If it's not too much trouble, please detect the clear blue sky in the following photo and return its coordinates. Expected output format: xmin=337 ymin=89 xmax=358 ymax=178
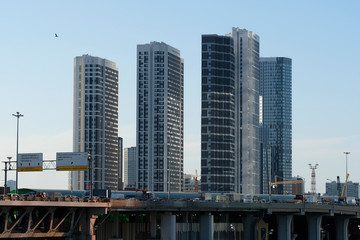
xmin=1 ymin=1 xmax=359 ymax=193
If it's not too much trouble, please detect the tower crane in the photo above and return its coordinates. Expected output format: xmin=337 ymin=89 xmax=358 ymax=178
xmin=341 ymin=173 xmax=350 ymax=198
xmin=271 ymin=176 xmax=304 ymax=194
xmin=194 ymin=170 xmax=200 ymax=193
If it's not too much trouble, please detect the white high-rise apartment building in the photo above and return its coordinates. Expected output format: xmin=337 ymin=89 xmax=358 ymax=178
xmin=136 ymin=42 xmax=184 ymax=192
xmin=72 ymin=55 xmax=119 ymax=190
xmin=232 ymin=28 xmax=260 ymax=194
xmin=124 ymin=147 xmax=136 ymax=188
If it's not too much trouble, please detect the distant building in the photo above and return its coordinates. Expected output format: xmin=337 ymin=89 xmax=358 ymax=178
xmin=71 ymin=55 xmax=119 ymax=190
xmin=7 ymin=180 xmax=16 ymax=191
xmin=183 ymin=174 xmax=201 ymax=192
xmin=292 ymin=177 xmax=305 ymax=195
xmin=136 ymin=42 xmax=184 ymax=192
xmin=124 ymin=147 xmax=137 ymax=189
xmin=260 ymin=57 xmax=292 ymax=194
xmin=326 ymin=181 xmax=359 ymax=198
xmin=118 ymin=137 xmax=123 ymax=190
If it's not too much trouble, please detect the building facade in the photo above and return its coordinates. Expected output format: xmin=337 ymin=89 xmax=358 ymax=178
xmin=232 ymin=27 xmax=261 ymax=194
xmin=326 ymin=181 xmax=359 ymax=198
xmin=260 ymin=57 xmax=292 ymax=194
xmin=124 ymin=147 xmax=137 ymax=189
xmin=118 ymin=137 xmax=123 ymax=190
xmin=72 ymin=55 xmax=119 ymax=190
xmin=201 ymin=28 xmax=260 ymax=194
xmin=136 ymin=42 xmax=184 ymax=192
xmin=201 ymin=35 xmax=236 ymax=192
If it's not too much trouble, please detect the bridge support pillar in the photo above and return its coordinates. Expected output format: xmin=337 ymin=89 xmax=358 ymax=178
xmin=307 ymin=215 xmax=322 ymax=240
xmin=277 ymin=215 xmax=293 ymax=240
xmin=150 ymin=212 xmax=157 ymax=239
xmin=182 ymin=212 xmax=189 ymax=223
xmin=335 ymin=216 xmax=350 ymax=240
xmin=113 ymin=212 xmax=120 ymax=238
xmin=200 ymin=212 xmax=213 ymax=240
xmin=161 ymin=212 xmax=176 ymax=240
xmin=243 ymin=215 xmax=258 ymax=240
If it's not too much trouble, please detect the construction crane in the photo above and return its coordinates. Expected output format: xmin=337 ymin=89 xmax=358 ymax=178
xmin=271 ymin=176 xmax=304 ymax=194
xmin=341 ymin=173 xmax=350 ymax=197
xmin=194 ymin=170 xmax=199 ymax=193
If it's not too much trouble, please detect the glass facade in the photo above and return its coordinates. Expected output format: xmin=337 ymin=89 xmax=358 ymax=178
xmin=201 ymin=35 xmax=235 ymax=192
xmin=260 ymin=57 xmax=292 ymax=194
xmin=124 ymin=147 xmax=137 ymax=188
xmin=201 ymin=28 xmax=261 ymax=194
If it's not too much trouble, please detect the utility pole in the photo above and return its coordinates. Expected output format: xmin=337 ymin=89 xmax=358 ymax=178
xmin=309 ymin=164 xmax=318 ymax=195
xmin=266 ymin=145 xmax=272 ymax=202
xmin=12 ymin=112 xmax=24 ymax=194
xmin=4 ymin=157 xmax=12 ymax=194
xmin=87 ymin=149 xmax=93 ymax=201
xmin=344 ymin=152 xmax=350 ymax=198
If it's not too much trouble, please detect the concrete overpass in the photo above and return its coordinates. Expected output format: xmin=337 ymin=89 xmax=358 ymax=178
xmin=0 ymin=199 xmax=360 ymax=239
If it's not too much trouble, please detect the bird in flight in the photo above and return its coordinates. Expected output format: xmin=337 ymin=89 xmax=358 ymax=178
xmin=55 ymin=33 xmax=58 ymax=37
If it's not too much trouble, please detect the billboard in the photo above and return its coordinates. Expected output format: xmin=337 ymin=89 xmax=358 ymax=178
xmin=18 ymin=153 xmax=43 ymax=172
xmin=56 ymin=152 xmax=88 ymax=171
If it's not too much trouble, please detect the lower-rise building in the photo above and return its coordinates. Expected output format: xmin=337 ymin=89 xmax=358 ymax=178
xmin=326 ymin=181 xmax=359 ymax=198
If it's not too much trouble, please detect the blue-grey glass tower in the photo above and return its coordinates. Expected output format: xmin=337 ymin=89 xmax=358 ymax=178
xmin=260 ymin=57 xmax=292 ymax=194
xmin=201 ymin=35 xmax=235 ymax=192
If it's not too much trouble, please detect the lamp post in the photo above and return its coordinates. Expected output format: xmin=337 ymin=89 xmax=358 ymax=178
xmin=266 ymin=145 xmax=272 ymax=202
xmin=87 ymin=149 xmax=93 ymax=201
xmin=344 ymin=152 xmax=350 ymax=197
xmin=4 ymin=157 xmax=12 ymax=194
xmin=12 ymin=112 xmax=24 ymax=194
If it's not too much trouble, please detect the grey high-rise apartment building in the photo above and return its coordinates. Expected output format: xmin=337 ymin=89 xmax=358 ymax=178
xmin=72 ymin=55 xmax=119 ymax=190
xmin=201 ymin=28 xmax=260 ymax=194
xmin=124 ymin=147 xmax=137 ymax=189
xmin=260 ymin=57 xmax=292 ymax=194
xmin=136 ymin=42 xmax=184 ymax=192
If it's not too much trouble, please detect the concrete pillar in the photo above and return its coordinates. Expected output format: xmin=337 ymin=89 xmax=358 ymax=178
xmin=89 ymin=215 xmax=98 ymax=240
xmin=161 ymin=212 xmax=176 ymax=240
xmin=113 ymin=212 xmax=120 ymax=238
xmin=277 ymin=215 xmax=293 ymax=240
xmin=243 ymin=215 xmax=258 ymax=240
xmin=335 ymin=216 xmax=350 ymax=240
xmin=200 ymin=213 xmax=214 ymax=240
xmin=307 ymin=215 xmax=322 ymax=240
xmin=150 ymin=212 xmax=157 ymax=239
xmin=182 ymin=212 xmax=189 ymax=223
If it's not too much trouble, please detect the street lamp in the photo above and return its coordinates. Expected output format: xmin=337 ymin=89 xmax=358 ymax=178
xmin=87 ymin=149 xmax=93 ymax=201
xmin=344 ymin=152 xmax=350 ymax=198
xmin=4 ymin=157 xmax=12 ymax=194
xmin=12 ymin=112 xmax=24 ymax=194
xmin=266 ymin=145 xmax=272 ymax=202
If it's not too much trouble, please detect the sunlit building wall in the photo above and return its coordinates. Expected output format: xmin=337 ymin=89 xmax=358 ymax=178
xmin=72 ymin=55 xmax=119 ymax=190
xmin=136 ymin=42 xmax=184 ymax=192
